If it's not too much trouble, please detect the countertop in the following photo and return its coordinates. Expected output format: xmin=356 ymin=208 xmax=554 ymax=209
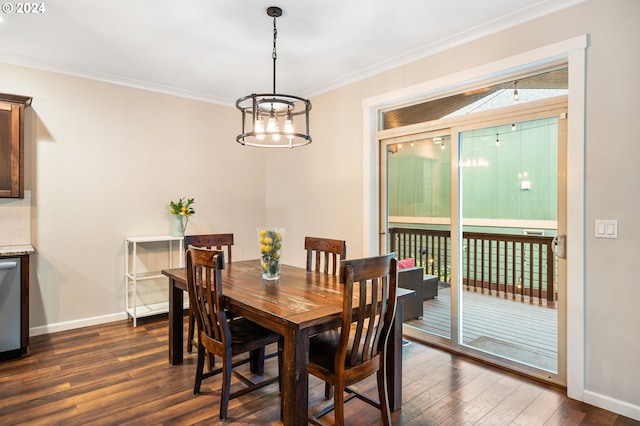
xmin=0 ymin=245 xmax=35 ymax=256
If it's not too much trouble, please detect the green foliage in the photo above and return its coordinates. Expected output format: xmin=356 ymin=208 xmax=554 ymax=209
xmin=169 ymin=197 xmax=195 ymax=216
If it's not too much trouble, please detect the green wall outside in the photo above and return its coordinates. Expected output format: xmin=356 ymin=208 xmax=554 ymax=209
xmin=388 ymin=117 xmax=558 ymax=225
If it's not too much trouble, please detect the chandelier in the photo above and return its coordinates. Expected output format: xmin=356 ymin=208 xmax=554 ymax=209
xmin=236 ymin=6 xmax=312 ymax=148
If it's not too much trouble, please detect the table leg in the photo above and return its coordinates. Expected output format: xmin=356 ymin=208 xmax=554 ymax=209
xmin=387 ymin=302 xmax=404 ymax=411
xmin=249 ymin=347 xmax=266 ymax=374
xmin=168 ymin=278 xmax=184 ymax=365
xmin=281 ymin=328 xmax=309 ymax=426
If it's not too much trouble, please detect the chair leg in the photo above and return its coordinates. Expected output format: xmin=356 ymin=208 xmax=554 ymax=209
xmin=219 ymin=353 xmax=233 ymax=421
xmin=193 ymin=344 xmax=206 ymax=395
xmin=187 ymin=311 xmax=195 ymax=353
xmin=206 ymin=350 xmax=215 ymax=371
xmin=249 ymin=347 xmax=265 ymax=375
xmin=278 ymin=337 xmax=284 ymax=393
xmin=376 ymin=368 xmax=391 ymax=426
xmin=324 ymin=382 xmax=334 ymax=399
xmin=334 ymin=381 xmax=345 ymax=426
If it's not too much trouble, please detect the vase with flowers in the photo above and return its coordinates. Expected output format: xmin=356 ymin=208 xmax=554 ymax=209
xmin=258 ymin=227 xmax=285 ymax=280
xmin=169 ymin=197 xmax=195 ymax=237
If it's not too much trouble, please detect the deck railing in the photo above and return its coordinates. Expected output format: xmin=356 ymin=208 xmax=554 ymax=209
xmin=389 ymin=227 xmax=557 ymax=306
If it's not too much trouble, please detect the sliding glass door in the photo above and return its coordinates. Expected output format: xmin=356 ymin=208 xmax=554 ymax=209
xmin=380 ymin=131 xmax=452 ymax=340
xmin=379 ymin=97 xmax=567 ymax=384
xmin=458 ymin=112 xmax=566 ymax=379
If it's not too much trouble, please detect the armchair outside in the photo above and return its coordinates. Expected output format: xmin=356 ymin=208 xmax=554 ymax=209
xmin=397 ymin=267 xmax=439 ymax=321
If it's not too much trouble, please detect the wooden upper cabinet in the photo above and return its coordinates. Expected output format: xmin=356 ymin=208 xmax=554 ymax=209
xmin=0 ymin=93 xmax=32 ymax=198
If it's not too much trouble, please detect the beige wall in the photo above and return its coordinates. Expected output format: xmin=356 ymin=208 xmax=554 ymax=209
xmin=266 ymin=0 xmax=640 ymax=419
xmin=1 ymin=0 xmax=638 ymax=419
xmin=1 ymin=62 xmax=265 ymax=329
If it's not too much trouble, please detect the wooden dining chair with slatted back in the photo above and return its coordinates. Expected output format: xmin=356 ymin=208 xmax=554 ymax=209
xmin=184 ymin=233 xmax=234 ymax=354
xmin=305 ymin=236 xmax=346 ymax=276
xmin=307 ymin=253 xmax=398 ymax=426
xmin=304 ymin=236 xmax=347 ymax=398
xmin=186 ymin=246 xmax=281 ymax=421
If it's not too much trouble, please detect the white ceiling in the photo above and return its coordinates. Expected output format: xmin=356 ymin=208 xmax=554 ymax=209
xmin=0 ymin=0 xmax=585 ymax=106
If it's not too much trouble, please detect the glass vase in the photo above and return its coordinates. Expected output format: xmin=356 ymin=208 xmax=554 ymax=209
xmin=258 ymin=227 xmax=285 ymax=280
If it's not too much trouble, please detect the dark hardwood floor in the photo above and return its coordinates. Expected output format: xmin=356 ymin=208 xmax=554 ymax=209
xmin=0 ymin=315 xmax=637 ymax=425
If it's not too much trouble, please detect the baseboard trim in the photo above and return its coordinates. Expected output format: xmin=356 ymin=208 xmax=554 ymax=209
xmin=584 ymin=390 xmax=640 ymax=421
xmin=29 ymin=312 xmax=129 ymax=337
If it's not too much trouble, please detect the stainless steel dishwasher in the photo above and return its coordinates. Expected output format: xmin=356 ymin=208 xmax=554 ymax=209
xmin=0 ymin=257 xmax=21 ymax=361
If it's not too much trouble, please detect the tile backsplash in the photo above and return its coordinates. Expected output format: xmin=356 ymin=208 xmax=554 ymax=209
xmin=0 ymin=190 xmax=31 ymax=246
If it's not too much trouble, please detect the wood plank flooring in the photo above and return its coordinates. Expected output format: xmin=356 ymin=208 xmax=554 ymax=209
xmin=0 ymin=315 xmax=637 ymax=425
xmin=406 ymin=286 xmax=558 ymax=371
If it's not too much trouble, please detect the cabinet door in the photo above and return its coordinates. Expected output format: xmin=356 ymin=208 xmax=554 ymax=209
xmin=0 ymin=101 xmax=23 ymax=198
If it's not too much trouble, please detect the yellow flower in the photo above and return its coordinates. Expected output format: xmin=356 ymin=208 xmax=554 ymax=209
xmin=169 ymin=197 xmax=195 ymax=216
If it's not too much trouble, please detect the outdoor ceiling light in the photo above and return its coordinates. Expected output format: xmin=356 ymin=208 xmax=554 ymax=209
xmin=236 ymin=6 xmax=312 ymax=148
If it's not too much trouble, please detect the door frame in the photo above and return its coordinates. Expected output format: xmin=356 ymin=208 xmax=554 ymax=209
xmin=362 ymin=35 xmax=586 ymax=397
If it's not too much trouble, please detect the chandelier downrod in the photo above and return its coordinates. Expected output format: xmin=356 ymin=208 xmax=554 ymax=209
xmin=269 ymin=7 xmax=280 ymax=94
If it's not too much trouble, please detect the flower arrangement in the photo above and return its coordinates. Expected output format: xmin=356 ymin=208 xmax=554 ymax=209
xmin=258 ymin=228 xmax=284 ymax=280
xmin=169 ymin=197 xmax=195 ymax=236
xmin=169 ymin=197 xmax=195 ymax=217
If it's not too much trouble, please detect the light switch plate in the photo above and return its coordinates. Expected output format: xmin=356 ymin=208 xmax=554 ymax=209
xmin=595 ymin=219 xmax=618 ymax=239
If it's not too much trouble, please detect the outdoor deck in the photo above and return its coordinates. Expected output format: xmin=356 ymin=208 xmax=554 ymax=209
xmin=404 ymin=284 xmax=558 ymax=371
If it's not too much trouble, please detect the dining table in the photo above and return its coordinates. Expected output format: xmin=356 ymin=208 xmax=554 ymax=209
xmin=162 ymin=259 xmax=413 ymax=426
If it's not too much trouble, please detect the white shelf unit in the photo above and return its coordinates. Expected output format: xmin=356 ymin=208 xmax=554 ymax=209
xmin=125 ymin=235 xmax=186 ymax=327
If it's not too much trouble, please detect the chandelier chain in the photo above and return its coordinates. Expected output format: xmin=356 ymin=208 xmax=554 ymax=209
xmin=272 ymin=14 xmax=278 ymax=61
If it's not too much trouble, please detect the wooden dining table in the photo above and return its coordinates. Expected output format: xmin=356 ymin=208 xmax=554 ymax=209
xmin=162 ymin=260 xmax=413 ymax=426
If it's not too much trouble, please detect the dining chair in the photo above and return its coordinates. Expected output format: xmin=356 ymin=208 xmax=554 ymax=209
xmin=304 ymin=236 xmax=347 ymax=276
xmin=305 ymin=236 xmax=347 ymax=398
xmin=186 ymin=246 xmax=281 ymax=421
xmin=184 ymin=233 xmax=234 ymax=354
xmin=307 ymin=253 xmax=398 ymax=426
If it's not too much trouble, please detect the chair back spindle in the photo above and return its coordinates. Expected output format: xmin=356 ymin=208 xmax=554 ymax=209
xmin=305 ymin=236 xmax=347 ymax=276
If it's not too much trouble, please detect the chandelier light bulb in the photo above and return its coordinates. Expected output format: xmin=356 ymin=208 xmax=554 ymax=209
xmin=284 ymin=120 xmax=294 ymax=134
xmin=284 ymin=109 xmax=294 ymax=134
xmin=266 ymin=114 xmax=278 ymax=133
xmin=254 ymin=115 xmax=266 ymax=140
xmin=269 ymin=112 xmax=281 ymax=141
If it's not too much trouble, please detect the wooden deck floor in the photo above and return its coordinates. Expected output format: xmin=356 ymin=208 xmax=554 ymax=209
xmin=404 ymin=285 xmax=558 ymax=371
